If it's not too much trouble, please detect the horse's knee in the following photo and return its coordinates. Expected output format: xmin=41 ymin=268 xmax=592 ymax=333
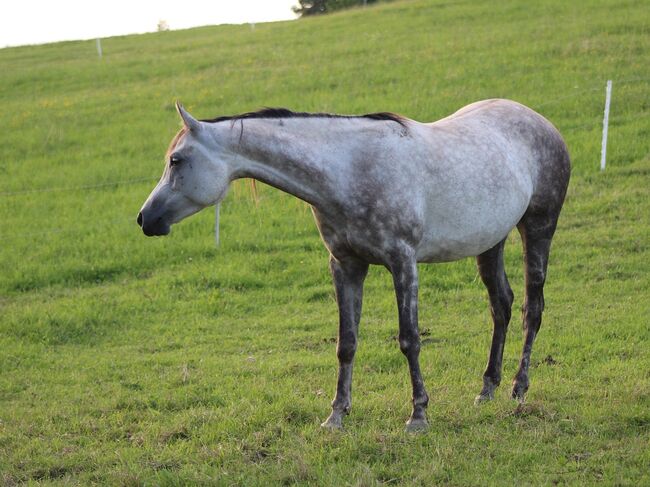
xmin=505 ymin=284 xmax=515 ymax=308
xmin=337 ymin=337 xmax=357 ymax=363
xmin=503 ymin=300 xmax=513 ymax=323
xmin=489 ymin=284 xmax=513 ymax=328
xmin=493 ymin=298 xmax=512 ymax=324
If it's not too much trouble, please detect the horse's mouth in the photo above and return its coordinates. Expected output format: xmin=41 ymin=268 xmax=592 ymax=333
xmin=142 ymin=223 xmax=170 ymax=237
xmin=137 ymin=212 xmax=171 ymax=236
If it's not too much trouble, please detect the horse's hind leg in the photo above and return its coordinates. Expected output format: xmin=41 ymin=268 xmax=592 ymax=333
xmin=511 ymin=212 xmax=558 ymax=402
xmin=474 ymin=238 xmax=514 ymax=404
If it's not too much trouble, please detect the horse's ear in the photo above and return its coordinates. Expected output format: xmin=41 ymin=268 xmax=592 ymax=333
xmin=175 ymin=101 xmax=201 ymax=132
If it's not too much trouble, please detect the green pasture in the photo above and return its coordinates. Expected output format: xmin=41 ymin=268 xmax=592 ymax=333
xmin=1 ymin=0 xmax=649 ymax=484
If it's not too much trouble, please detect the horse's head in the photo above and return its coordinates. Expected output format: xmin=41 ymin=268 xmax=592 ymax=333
xmin=137 ymin=103 xmax=231 ymax=236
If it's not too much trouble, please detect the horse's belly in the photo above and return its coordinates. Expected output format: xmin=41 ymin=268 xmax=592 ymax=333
xmin=416 ymin=178 xmax=531 ymax=263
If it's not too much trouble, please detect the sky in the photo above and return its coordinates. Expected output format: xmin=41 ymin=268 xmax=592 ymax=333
xmin=0 ymin=0 xmax=298 ymax=48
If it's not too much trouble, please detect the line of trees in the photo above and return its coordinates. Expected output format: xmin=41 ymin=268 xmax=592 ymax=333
xmin=293 ymin=0 xmax=380 ymax=17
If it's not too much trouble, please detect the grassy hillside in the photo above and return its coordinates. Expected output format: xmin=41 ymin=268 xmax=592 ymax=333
xmin=1 ymin=0 xmax=649 ymax=484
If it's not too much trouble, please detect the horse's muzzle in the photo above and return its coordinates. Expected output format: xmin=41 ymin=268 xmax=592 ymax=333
xmin=137 ymin=211 xmax=171 ymax=236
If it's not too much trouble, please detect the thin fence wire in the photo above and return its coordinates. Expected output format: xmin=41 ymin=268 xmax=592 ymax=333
xmin=562 ymin=111 xmax=650 ymax=133
xmin=1 ymin=78 xmax=648 ymax=241
xmin=0 ymin=217 xmax=134 ymax=242
xmin=0 ymin=176 xmax=158 ymax=197
xmin=532 ymin=86 xmax=603 ymax=109
xmin=531 ymin=77 xmax=650 ymax=109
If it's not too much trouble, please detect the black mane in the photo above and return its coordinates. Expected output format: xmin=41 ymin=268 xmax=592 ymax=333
xmin=201 ymin=107 xmax=407 ymax=127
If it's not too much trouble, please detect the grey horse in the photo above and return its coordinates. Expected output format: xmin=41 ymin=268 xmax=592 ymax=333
xmin=137 ymin=99 xmax=570 ymax=431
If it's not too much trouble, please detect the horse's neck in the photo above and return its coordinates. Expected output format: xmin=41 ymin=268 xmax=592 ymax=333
xmin=222 ymin=119 xmax=343 ymax=208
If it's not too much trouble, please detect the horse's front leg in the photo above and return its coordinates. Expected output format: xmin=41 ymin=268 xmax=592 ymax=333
xmin=391 ymin=252 xmax=429 ymax=432
xmin=321 ymin=256 xmax=369 ymax=429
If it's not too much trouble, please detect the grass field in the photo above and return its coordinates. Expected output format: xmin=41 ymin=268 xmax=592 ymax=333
xmin=1 ymin=0 xmax=649 ymax=484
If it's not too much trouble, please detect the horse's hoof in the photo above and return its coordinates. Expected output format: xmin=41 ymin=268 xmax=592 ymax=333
xmin=511 ymin=392 xmax=526 ymax=404
xmin=511 ymin=386 xmax=527 ymax=404
xmin=405 ymin=418 xmax=429 ymax=433
xmin=320 ymin=416 xmax=343 ymax=430
xmin=511 ymin=377 xmax=528 ymax=404
xmin=474 ymin=392 xmax=494 ymax=405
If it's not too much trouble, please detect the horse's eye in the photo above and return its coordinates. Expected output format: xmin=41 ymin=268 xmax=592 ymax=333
xmin=170 ymin=155 xmax=182 ymax=166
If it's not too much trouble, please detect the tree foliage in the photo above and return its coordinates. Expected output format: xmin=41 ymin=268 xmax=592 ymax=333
xmin=293 ymin=0 xmax=379 ymax=17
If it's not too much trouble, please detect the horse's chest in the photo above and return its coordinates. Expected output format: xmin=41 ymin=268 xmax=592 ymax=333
xmin=311 ymin=205 xmax=421 ymax=264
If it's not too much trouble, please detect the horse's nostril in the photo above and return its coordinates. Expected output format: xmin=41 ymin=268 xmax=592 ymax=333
xmin=137 ymin=212 xmax=143 ymax=227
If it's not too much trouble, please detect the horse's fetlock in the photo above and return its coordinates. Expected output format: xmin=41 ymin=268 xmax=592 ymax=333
xmin=414 ymin=393 xmax=429 ymax=408
xmin=331 ymin=398 xmax=351 ymax=413
xmin=484 ymin=373 xmax=501 ymax=388
xmin=399 ymin=333 xmax=421 ymax=355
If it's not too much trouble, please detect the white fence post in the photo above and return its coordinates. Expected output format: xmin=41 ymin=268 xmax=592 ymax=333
xmin=215 ymin=203 xmax=220 ymax=246
xmin=96 ymin=38 xmax=103 ymax=59
xmin=600 ymin=80 xmax=612 ymax=171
